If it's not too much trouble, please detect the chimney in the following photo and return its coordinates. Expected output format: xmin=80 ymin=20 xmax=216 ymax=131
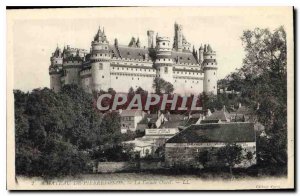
xmin=238 ymin=103 xmax=242 ymax=108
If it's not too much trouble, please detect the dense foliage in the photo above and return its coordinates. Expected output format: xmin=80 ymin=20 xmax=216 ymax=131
xmin=204 ymin=26 xmax=288 ymax=168
xmin=14 ymin=85 xmax=125 ymax=177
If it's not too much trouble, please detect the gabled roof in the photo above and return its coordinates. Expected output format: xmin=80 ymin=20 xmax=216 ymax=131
xmin=166 ymin=122 xmax=255 ymax=143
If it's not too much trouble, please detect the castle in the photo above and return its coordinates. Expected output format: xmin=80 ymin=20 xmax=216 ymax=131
xmin=49 ymin=23 xmax=218 ymax=95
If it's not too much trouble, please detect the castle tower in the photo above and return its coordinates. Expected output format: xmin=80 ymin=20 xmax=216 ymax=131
xmin=173 ymin=23 xmax=183 ymax=52
xmin=147 ymin=30 xmax=154 ymax=48
xmin=49 ymin=46 xmax=63 ymax=92
xmin=90 ymin=26 xmax=111 ymax=92
xmin=203 ymin=44 xmax=218 ymax=95
xmin=155 ymin=36 xmax=174 ymax=83
xmin=63 ymin=48 xmax=83 ymax=85
xmin=198 ymin=44 xmax=204 ymax=65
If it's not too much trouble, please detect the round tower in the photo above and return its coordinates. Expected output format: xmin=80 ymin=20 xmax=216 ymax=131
xmin=203 ymin=44 xmax=218 ymax=95
xmin=90 ymin=26 xmax=111 ymax=92
xmin=155 ymin=36 xmax=174 ymax=84
xmin=49 ymin=46 xmax=63 ymax=92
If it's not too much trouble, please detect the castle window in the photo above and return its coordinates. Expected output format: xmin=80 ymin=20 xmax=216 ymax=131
xmin=102 ymin=76 xmax=104 ymax=78
xmin=214 ymin=86 xmax=215 ymax=89
xmin=116 ymin=77 xmax=118 ymax=79
xmin=214 ymin=72 xmax=215 ymax=75
xmin=208 ymin=79 xmax=210 ymax=82
xmin=138 ymin=78 xmax=139 ymax=80
xmin=132 ymin=77 xmax=134 ymax=80
xmin=163 ymin=42 xmax=165 ymax=46
xmin=99 ymin=63 xmax=103 ymax=70
xmin=211 ymin=56 xmax=212 ymax=58
xmin=164 ymin=67 xmax=168 ymax=73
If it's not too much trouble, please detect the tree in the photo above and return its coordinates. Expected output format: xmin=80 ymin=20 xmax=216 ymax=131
xmin=14 ymin=85 xmax=128 ymax=177
xmin=197 ymin=150 xmax=209 ymax=169
xmin=216 ymin=26 xmax=287 ymax=168
xmin=152 ymin=77 xmax=174 ymax=95
xmin=217 ymin=143 xmax=244 ymax=178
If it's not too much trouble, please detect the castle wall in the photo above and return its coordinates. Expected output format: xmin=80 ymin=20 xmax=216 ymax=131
xmin=110 ymin=59 xmax=155 ymax=92
xmin=50 ymin=73 xmax=62 ymax=93
xmin=80 ymin=69 xmax=92 ymax=93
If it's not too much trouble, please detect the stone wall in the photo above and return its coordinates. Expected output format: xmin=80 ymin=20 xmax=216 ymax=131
xmin=97 ymin=162 xmax=137 ymax=173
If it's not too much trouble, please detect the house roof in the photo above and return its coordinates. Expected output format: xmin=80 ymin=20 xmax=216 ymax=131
xmin=160 ymin=114 xmax=186 ymax=128
xmin=120 ymin=109 xmax=144 ymax=117
xmin=166 ymin=122 xmax=255 ymax=143
xmin=203 ymin=110 xmax=229 ymax=122
xmin=183 ymin=117 xmax=199 ymax=127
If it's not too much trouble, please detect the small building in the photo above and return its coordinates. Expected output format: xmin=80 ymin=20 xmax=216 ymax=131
xmin=165 ymin=122 xmax=256 ymax=168
xmin=201 ymin=107 xmax=230 ymax=124
xmin=120 ymin=109 xmax=145 ymax=133
xmin=124 ymin=139 xmax=155 ymax=158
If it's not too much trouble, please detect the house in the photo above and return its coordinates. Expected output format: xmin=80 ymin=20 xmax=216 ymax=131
xmin=136 ymin=112 xmax=165 ymax=133
xmin=165 ymin=122 xmax=256 ymax=168
xmin=123 ymin=113 xmax=186 ymax=158
xmin=201 ymin=107 xmax=230 ymax=124
xmin=120 ymin=109 xmax=145 ymax=133
xmin=124 ymin=139 xmax=155 ymax=158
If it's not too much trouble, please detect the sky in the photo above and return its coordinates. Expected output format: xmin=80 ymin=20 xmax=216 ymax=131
xmin=8 ymin=7 xmax=293 ymax=92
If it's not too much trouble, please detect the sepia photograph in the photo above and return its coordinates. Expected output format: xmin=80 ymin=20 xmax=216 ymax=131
xmin=6 ymin=6 xmax=294 ymax=190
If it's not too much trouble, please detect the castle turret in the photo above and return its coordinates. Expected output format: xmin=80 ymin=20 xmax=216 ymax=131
xmin=90 ymin=26 xmax=111 ymax=92
xmin=199 ymin=44 xmax=204 ymax=66
xmin=147 ymin=30 xmax=155 ymax=48
xmin=136 ymin=38 xmax=141 ymax=48
xmin=203 ymin=44 xmax=218 ymax=95
xmin=49 ymin=46 xmax=63 ymax=92
xmin=173 ymin=23 xmax=183 ymax=52
xmin=155 ymin=36 xmax=174 ymax=83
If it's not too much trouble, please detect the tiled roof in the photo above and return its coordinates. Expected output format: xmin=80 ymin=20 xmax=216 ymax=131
xmin=166 ymin=122 xmax=255 ymax=143
xmin=110 ymin=45 xmax=149 ymax=60
xmin=171 ymin=51 xmax=198 ymax=64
